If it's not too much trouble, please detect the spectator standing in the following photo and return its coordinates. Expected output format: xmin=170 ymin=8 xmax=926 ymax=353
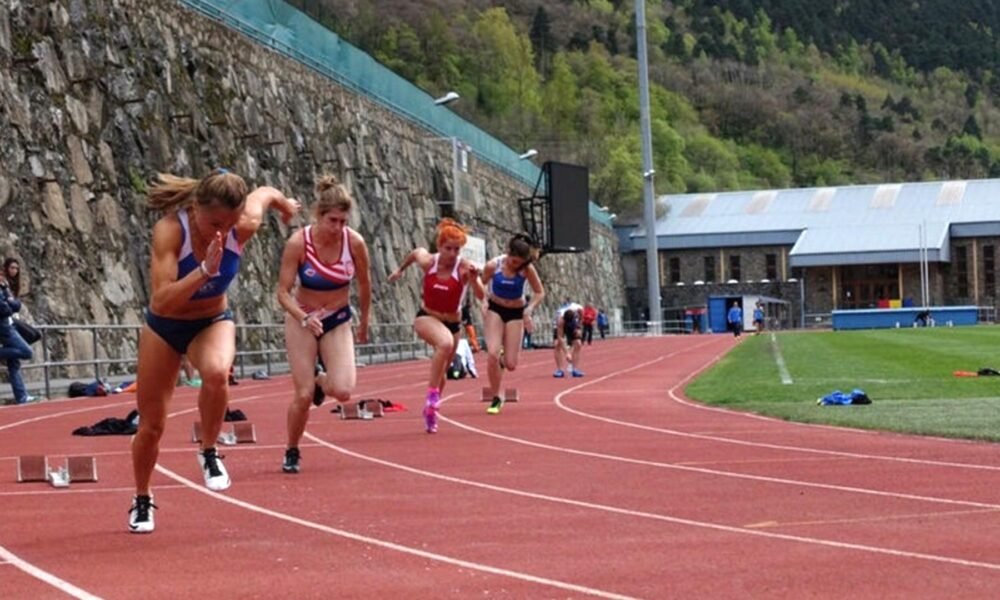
xmin=462 ymin=300 xmax=480 ymax=352
xmin=581 ymin=304 xmax=597 ymax=345
xmin=727 ymin=301 xmax=743 ymax=338
xmin=0 ymin=259 xmax=33 ymax=404
xmin=753 ymin=302 xmax=765 ymax=335
xmin=597 ymin=308 xmax=609 ymax=339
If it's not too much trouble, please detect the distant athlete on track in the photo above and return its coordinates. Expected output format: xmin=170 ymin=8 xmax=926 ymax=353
xmin=479 ymin=234 xmax=544 ymax=414
xmin=130 ymin=169 xmax=299 ymax=534
xmin=388 ymin=219 xmax=484 ymax=433
xmin=277 ymin=175 xmax=371 ymax=474
xmin=553 ymin=301 xmax=585 ymax=378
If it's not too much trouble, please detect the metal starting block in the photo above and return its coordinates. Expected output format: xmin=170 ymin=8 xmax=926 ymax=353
xmin=480 ymin=387 xmax=519 ymax=402
xmin=338 ymin=401 xmax=374 ymax=420
xmin=16 ymin=455 xmax=97 ymax=486
xmin=191 ymin=421 xmax=257 ymax=444
xmin=360 ymin=398 xmax=384 ymax=418
xmin=16 ymin=455 xmax=49 ymax=482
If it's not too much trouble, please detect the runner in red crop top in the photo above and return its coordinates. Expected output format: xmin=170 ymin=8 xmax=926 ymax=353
xmin=277 ymin=175 xmax=371 ymax=474
xmin=388 ymin=219 xmax=484 ymax=433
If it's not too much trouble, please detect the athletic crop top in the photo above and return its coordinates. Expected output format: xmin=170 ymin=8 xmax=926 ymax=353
xmin=298 ymin=225 xmax=355 ymax=291
xmin=177 ymin=208 xmax=243 ymax=300
xmin=422 ymin=254 xmax=466 ymax=314
xmin=489 ymin=256 xmax=527 ymax=300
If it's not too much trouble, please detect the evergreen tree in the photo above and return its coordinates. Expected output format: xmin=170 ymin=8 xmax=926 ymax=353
xmin=529 ymin=6 xmax=555 ymax=78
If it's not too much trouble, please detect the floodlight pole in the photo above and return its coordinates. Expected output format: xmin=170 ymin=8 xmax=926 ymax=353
xmin=635 ymin=0 xmax=661 ymax=332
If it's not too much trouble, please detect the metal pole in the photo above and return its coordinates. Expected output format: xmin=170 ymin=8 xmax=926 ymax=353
xmin=635 ymin=0 xmax=661 ymax=333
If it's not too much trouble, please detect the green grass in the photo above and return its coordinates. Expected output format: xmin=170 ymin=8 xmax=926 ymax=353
xmin=685 ymin=327 xmax=1000 ymax=442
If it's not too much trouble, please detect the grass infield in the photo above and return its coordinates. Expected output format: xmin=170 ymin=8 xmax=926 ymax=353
xmin=684 ymin=327 xmax=1000 ymax=442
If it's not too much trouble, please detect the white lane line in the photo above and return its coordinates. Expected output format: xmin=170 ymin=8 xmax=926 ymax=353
xmin=302 ymin=433 xmax=1000 ymax=572
xmin=0 ymin=545 xmax=102 ymax=599
xmin=770 ymin=333 xmax=793 ymax=384
xmin=550 ymin=341 xmax=1000 ymax=472
xmin=154 ymin=464 xmax=639 ymax=600
xmin=446 ymin=387 xmax=1000 ymax=510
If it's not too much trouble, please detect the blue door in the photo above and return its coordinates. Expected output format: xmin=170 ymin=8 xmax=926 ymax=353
xmin=708 ymin=297 xmax=729 ymax=334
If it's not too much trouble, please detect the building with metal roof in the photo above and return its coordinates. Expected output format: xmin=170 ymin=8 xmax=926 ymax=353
xmin=617 ymin=179 xmax=1000 ymax=328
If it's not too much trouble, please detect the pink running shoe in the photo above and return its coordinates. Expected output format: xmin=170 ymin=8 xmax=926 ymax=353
xmin=423 ymin=390 xmax=440 ymax=433
xmin=423 ymin=404 xmax=438 ymax=433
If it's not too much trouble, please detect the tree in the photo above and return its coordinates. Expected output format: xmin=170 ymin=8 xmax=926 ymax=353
xmin=466 ymin=8 xmax=541 ymax=127
xmin=529 ymin=6 xmax=555 ymax=78
xmin=542 ymin=53 xmax=580 ymax=136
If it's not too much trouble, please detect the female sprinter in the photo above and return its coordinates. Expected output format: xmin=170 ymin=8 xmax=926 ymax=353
xmin=277 ymin=175 xmax=371 ymax=474
xmin=479 ymin=234 xmax=544 ymax=414
xmin=387 ymin=219 xmax=484 ymax=433
xmin=129 ymin=170 xmax=299 ymax=534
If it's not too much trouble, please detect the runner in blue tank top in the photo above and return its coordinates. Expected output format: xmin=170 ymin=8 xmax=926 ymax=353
xmin=478 ymin=234 xmax=545 ymax=414
xmin=129 ymin=169 xmax=299 ymax=534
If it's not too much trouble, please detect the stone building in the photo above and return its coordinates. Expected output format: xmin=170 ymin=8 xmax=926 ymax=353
xmin=618 ymin=179 xmax=1000 ymax=328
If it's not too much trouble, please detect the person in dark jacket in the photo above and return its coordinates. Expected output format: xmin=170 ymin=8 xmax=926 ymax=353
xmin=0 ymin=266 xmax=33 ymax=404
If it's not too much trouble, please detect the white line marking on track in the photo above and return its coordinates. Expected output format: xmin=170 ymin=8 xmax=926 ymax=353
xmin=303 ymin=430 xmax=1000 ymax=571
xmin=154 ymin=463 xmax=639 ymax=600
xmin=551 ymin=340 xmax=1000 ymax=472
xmin=770 ymin=333 xmax=793 ymax=384
xmin=0 ymin=545 xmax=102 ymax=599
xmin=446 ymin=386 xmax=1000 ymax=510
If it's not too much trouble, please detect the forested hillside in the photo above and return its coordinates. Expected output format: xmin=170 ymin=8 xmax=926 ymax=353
xmin=288 ymin=0 xmax=1000 ymax=218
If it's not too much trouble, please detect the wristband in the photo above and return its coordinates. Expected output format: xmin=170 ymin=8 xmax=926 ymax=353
xmin=199 ymin=261 xmax=213 ymax=278
xmin=300 ymin=315 xmax=310 ymax=328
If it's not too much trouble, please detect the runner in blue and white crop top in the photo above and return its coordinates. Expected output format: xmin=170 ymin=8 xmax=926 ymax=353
xmin=177 ymin=208 xmax=244 ymax=300
xmin=489 ymin=256 xmax=527 ymax=301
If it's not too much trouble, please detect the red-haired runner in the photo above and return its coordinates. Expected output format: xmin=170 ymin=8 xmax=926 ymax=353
xmin=388 ymin=219 xmax=484 ymax=433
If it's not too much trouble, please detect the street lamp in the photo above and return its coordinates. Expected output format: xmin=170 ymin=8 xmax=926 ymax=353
xmin=433 ymin=91 xmax=460 ymax=106
xmin=518 ymin=149 xmax=538 ymax=160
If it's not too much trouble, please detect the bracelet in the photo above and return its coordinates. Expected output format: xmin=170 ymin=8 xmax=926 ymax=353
xmin=300 ymin=315 xmax=310 ymax=328
xmin=198 ymin=261 xmax=212 ymax=278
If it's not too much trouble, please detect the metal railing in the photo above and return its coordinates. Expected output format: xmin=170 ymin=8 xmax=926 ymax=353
xmin=2 ymin=321 xmax=431 ymax=402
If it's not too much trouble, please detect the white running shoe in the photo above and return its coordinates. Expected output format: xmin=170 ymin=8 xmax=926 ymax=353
xmin=197 ymin=448 xmax=231 ymax=491
xmin=128 ymin=495 xmax=157 ymax=534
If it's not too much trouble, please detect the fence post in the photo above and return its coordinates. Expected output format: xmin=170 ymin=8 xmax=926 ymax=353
xmin=42 ymin=329 xmax=51 ymax=399
xmin=265 ymin=324 xmax=272 ymax=374
xmin=92 ymin=325 xmax=100 ymax=381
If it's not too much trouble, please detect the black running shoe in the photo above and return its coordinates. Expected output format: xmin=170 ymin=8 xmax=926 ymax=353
xmin=312 ymin=383 xmax=324 ymax=406
xmin=282 ymin=447 xmax=301 ymax=474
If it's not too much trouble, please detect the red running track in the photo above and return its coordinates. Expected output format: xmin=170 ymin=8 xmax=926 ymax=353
xmin=3 ymin=335 xmax=1000 ymax=598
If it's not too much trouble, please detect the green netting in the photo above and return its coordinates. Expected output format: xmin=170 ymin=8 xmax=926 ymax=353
xmin=177 ymin=0 xmax=613 ymax=228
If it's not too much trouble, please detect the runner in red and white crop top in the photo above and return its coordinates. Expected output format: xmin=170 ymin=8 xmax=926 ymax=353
xmin=422 ymin=253 xmax=467 ymax=315
xmin=388 ymin=218 xmax=485 ymax=434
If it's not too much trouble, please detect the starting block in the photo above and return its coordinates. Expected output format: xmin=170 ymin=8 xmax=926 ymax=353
xmin=16 ymin=455 xmax=49 ymax=482
xmin=338 ymin=401 xmax=374 ymax=420
xmin=191 ymin=421 xmax=257 ymax=444
xmin=480 ymin=387 xmax=520 ymax=403
xmin=16 ymin=455 xmax=97 ymax=486
xmin=360 ymin=398 xmax=384 ymax=418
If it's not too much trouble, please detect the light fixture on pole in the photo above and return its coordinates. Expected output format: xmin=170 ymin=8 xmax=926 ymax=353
xmin=433 ymin=91 xmax=460 ymax=106
xmin=518 ymin=149 xmax=538 ymax=160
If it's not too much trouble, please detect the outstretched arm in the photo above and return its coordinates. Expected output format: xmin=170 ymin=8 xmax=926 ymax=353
xmin=387 ymin=247 xmax=432 ymax=282
xmin=235 ymin=186 xmax=301 ymax=245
